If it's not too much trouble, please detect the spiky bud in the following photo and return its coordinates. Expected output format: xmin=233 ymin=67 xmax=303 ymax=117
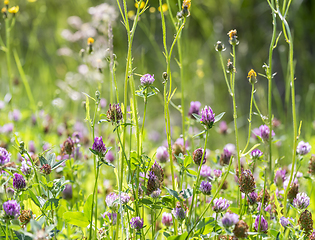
xmin=146 ymin=171 xmax=160 ymax=195
xmin=150 ymin=161 xmax=164 ymax=184
xmin=41 ymin=164 xmax=52 ymax=175
xmin=257 ymin=189 xmax=270 ymax=205
xmin=287 ymin=183 xmax=299 ymax=202
xmin=308 ymin=155 xmax=315 ymax=175
xmin=239 ymin=169 xmax=256 ymax=194
xmin=193 ymin=148 xmax=206 ymax=166
xmin=299 ymin=210 xmax=313 ymax=237
xmin=107 ymin=103 xmax=123 ymax=124
xmin=233 ymin=220 xmax=249 ymax=239
xmin=19 ymin=209 xmax=32 ymax=227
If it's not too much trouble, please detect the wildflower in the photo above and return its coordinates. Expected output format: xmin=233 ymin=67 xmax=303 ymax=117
xmin=248 ymin=191 xmax=258 ymax=205
xmin=0 ymin=147 xmax=11 ymax=165
xmin=105 ymin=150 xmax=115 ymax=163
xmin=188 ymin=101 xmax=201 ymax=118
xmin=193 ymin=148 xmax=206 ymax=166
xmin=135 ymin=1 xmax=145 ymax=9
xmin=4 ymin=0 xmax=9 ymax=5
xmin=162 ymin=212 xmax=173 ymax=227
xmin=226 ymin=59 xmax=235 ymax=73
xmin=200 ymin=105 xmax=215 ymax=129
xmin=213 ymin=169 xmax=222 ymax=178
xmin=102 ymin=211 xmax=117 ymax=225
xmin=130 ymin=217 xmax=144 ymax=231
xmin=150 ymin=161 xmax=164 ymax=183
xmin=233 ymin=220 xmax=249 ymax=239
xmin=2 ymin=7 xmax=7 ymax=17
xmin=200 ymin=165 xmax=212 ymax=179
xmin=239 ymin=169 xmax=256 ymax=194
xmin=222 ymin=212 xmax=239 ymax=228
xmin=257 ymin=189 xmax=270 ymax=205
xmin=227 ymin=29 xmax=239 ymax=45
xmin=250 ymin=149 xmax=263 ymax=160
xmin=308 ymin=155 xmax=315 ymax=175
xmin=258 ymin=124 xmax=275 ymax=142
xmin=41 ymin=164 xmax=52 ymax=175
xmin=151 ymin=188 xmax=161 ymax=199
xmin=213 ymin=197 xmax=230 ymax=213
xmin=140 ymin=73 xmax=155 ymax=87
xmin=156 ymin=146 xmax=169 ymax=163
xmin=107 ymin=103 xmax=123 ymax=124
xmin=296 ymin=141 xmax=311 ymax=155
xmin=62 ymin=184 xmax=73 ymax=200
xmin=19 ymin=209 xmax=32 ymax=227
xmin=274 ymin=168 xmax=286 ymax=188
xmin=219 ymin=121 xmax=228 ymax=134
xmin=287 ymin=183 xmax=299 ymax=201
xmin=254 ymin=215 xmax=268 ymax=233
xmin=172 ymin=206 xmax=186 ymax=222
xmin=280 ymin=216 xmax=291 ymax=228
xmin=120 ymin=192 xmax=130 ymax=204
xmin=146 ymin=171 xmax=160 ymax=195
xmin=200 ymin=181 xmax=212 ymax=195
xmin=3 ymin=200 xmax=20 ymax=219
xmin=247 ymin=69 xmax=257 ymax=84
xmin=215 ymin=41 xmax=225 ymax=52
xmin=62 ymin=137 xmax=75 ymax=155
xmin=294 ymin=192 xmax=310 ymax=209
xmin=106 ymin=193 xmax=118 ymax=210
xmin=13 ymin=173 xmax=26 ymax=190
xmin=220 ymin=148 xmax=232 ymax=166
xmin=299 ymin=210 xmax=313 ymax=236
xmin=172 ymin=142 xmax=186 ymax=161
xmin=181 ymin=0 xmax=191 ymax=17
xmin=92 ymin=136 xmax=107 ymax=157
xmin=149 ymin=7 xmax=155 ymax=13
xmin=8 ymin=6 xmax=18 ymax=14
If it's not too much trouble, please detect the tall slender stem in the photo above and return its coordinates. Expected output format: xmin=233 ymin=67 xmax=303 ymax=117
xmin=242 ymin=84 xmax=255 ymax=154
xmin=140 ymin=89 xmax=148 ymax=153
xmin=5 ymin=18 xmax=13 ymax=99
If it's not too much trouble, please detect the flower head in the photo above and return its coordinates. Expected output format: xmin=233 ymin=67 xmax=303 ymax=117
xmin=254 ymin=215 xmax=268 ymax=233
xmin=215 ymin=41 xmax=225 ymax=52
xmin=200 ymin=165 xmax=212 ymax=179
xmin=41 ymin=164 xmax=52 ymax=175
xmin=280 ymin=216 xmax=291 ymax=228
xmin=287 ymin=183 xmax=299 ymax=201
xmin=130 ymin=217 xmax=144 ymax=230
xmin=19 ymin=209 xmax=32 ymax=227
xmin=92 ymin=136 xmax=107 ymax=156
xmin=200 ymin=181 xmax=212 ymax=195
xmin=299 ymin=210 xmax=313 ymax=237
xmin=106 ymin=193 xmax=118 ymax=210
xmin=146 ymin=171 xmax=160 ymax=195
xmin=61 ymin=137 xmax=75 ymax=155
xmin=248 ymin=191 xmax=258 ymax=205
xmin=62 ymin=184 xmax=73 ymax=200
xmin=105 ymin=150 xmax=115 ymax=163
xmin=239 ymin=169 xmax=256 ymax=194
xmin=274 ymin=168 xmax=286 ymax=188
xmin=227 ymin=29 xmax=239 ymax=45
xmin=247 ymin=69 xmax=257 ymax=84
xmin=87 ymin=37 xmax=94 ymax=45
xmin=156 ymin=146 xmax=169 ymax=163
xmin=200 ymin=106 xmax=215 ymax=129
xmin=188 ymin=101 xmax=201 ymax=118
xmin=3 ymin=200 xmax=20 ymax=219
xmin=250 ymin=149 xmax=263 ymax=160
xmin=0 ymin=147 xmax=11 ymax=165
xmin=222 ymin=212 xmax=239 ymax=228
xmin=296 ymin=141 xmax=311 ymax=155
xmin=120 ymin=192 xmax=130 ymax=204
xmin=213 ymin=169 xmax=222 ymax=178
xmin=151 ymin=188 xmax=161 ymax=199
xmin=162 ymin=212 xmax=173 ymax=227
xmin=258 ymin=125 xmax=275 ymax=142
xmin=102 ymin=211 xmax=117 ymax=225
xmin=13 ymin=173 xmax=26 ymax=190
xmin=220 ymin=148 xmax=232 ymax=166
xmin=140 ymin=74 xmax=155 ymax=86
xmin=213 ymin=197 xmax=230 ymax=213
xmin=294 ymin=192 xmax=310 ymax=209
xmin=8 ymin=6 xmax=18 ymax=14
xmin=172 ymin=207 xmax=186 ymax=222
xmin=233 ymin=220 xmax=249 ymax=239
xmin=193 ymin=148 xmax=206 ymax=166
xmin=150 ymin=161 xmax=164 ymax=183
xmin=107 ymin=103 xmax=123 ymax=124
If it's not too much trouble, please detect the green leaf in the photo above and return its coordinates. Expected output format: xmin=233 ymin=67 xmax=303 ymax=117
xmin=164 ymin=187 xmax=181 ymax=201
xmin=214 ymin=112 xmax=225 ymax=123
xmin=241 ymin=143 xmax=261 ymax=157
xmin=83 ymin=194 xmax=94 ymax=220
xmin=63 ymin=211 xmax=90 ymax=228
xmin=139 ymin=198 xmax=153 ymax=205
xmin=47 ymin=153 xmax=56 ymax=167
xmin=193 ymin=130 xmax=206 ymax=138
xmin=192 ymin=113 xmax=201 ymax=121
xmin=28 ymin=189 xmax=41 ymax=207
xmin=51 ymin=159 xmax=67 ymax=170
xmin=83 ymin=93 xmax=91 ymax=124
xmin=39 ymin=156 xmax=48 ymax=166
xmin=179 ymin=188 xmax=193 ymax=199
xmin=43 ymin=198 xmax=60 ymax=210
xmin=167 ymin=232 xmax=188 ymax=240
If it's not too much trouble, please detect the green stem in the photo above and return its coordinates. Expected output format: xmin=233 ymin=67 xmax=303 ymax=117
xmin=25 ymin=152 xmax=41 ymax=196
xmin=6 ymin=220 xmax=9 ymax=240
xmin=5 ymin=18 xmax=13 ymax=100
xmin=218 ymin=52 xmax=232 ymax=95
xmin=178 ymin=37 xmax=186 ymax=146
xmin=140 ymin=89 xmax=148 ymax=153
xmin=90 ymin=162 xmax=100 ymax=240
xmin=242 ymin=84 xmax=255 ymax=154
xmin=188 ymin=130 xmax=209 ymax=222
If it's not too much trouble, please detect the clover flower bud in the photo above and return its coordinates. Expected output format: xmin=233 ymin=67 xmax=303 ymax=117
xmin=239 ymin=169 xmax=256 ymax=194
xmin=193 ymin=148 xmax=206 ymax=166
xmin=92 ymin=136 xmax=107 ymax=157
xmin=107 ymin=103 xmax=123 ymax=124
xmin=213 ymin=197 xmax=230 ymax=213
xmin=3 ymin=200 xmax=20 ymax=219
xmin=222 ymin=212 xmax=239 ymax=228
xmin=294 ymin=192 xmax=310 ymax=210
xmin=299 ymin=210 xmax=313 ymax=237
xmin=162 ymin=212 xmax=173 ymax=227
xmin=296 ymin=141 xmax=311 ymax=155
xmin=13 ymin=173 xmax=26 ymax=190
xmin=0 ymin=147 xmax=11 ymax=165
xmin=200 ymin=180 xmax=212 ymax=195
xmin=130 ymin=217 xmax=144 ymax=231
xmin=200 ymin=105 xmax=215 ymax=129
xmin=156 ymin=146 xmax=169 ymax=163
xmin=140 ymin=74 xmax=155 ymax=86
xmin=254 ymin=215 xmax=268 ymax=233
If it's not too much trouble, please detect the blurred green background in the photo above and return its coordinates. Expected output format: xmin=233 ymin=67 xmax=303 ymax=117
xmin=0 ymin=0 xmax=314 ymax=151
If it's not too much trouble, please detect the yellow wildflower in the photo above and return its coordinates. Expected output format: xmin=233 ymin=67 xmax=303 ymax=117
xmin=227 ymin=29 xmax=237 ymax=40
xmin=87 ymin=37 xmax=94 ymax=45
xmin=135 ymin=1 xmax=145 ymax=9
xmin=149 ymin=7 xmax=156 ymax=13
xmin=4 ymin=0 xmax=9 ymax=5
xmin=182 ymin=0 xmax=191 ymax=10
xmin=1 ymin=7 xmax=6 ymax=13
xmin=127 ymin=10 xmax=135 ymax=19
xmin=158 ymin=3 xmax=168 ymax=12
xmin=247 ymin=69 xmax=257 ymax=84
xmin=8 ymin=5 xmax=19 ymax=14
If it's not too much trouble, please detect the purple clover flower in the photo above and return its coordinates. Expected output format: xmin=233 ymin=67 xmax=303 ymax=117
xmin=102 ymin=211 xmax=117 ymax=225
xmin=220 ymin=148 xmax=233 ymax=166
xmin=106 ymin=193 xmax=118 ymax=210
xmin=213 ymin=169 xmax=222 ymax=178
xmin=200 ymin=106 xmax=215 ymax=129
xmin=250 ymin=149 xmax=263 ymax=159
xmin=0 ymin=147 xmax=11 ymax=165
xmin=156 ymin=146 xmax=169 ymax=163
xmin=151 ymin=188 xmax=162 ymax=199
xmin=130 ymin=216 xmax=144 ymax=230
xmin=200 ymin=165 xmax=212 ymax=179
xmin=3 ymin=200 xmax=21 ymax=219
xmin=13 ymin=173 xmax=26 ymax=190
xmin=105 ymin=150 xmax=115 ymax=163
xmin=200 ymin=181 xmax=212 ymax=195
xmin=221 ymin=212 xmax=239 ymax=228
xmin=62 ymin=184 xmax=73 ymax=200
xmin=213 ymin=197 xmax=230 ymax=213
xmin=120 ymin=192 xmax=130 ymax=204
xmin=280 ymin=216 xmax=291 ymax=228
xmin=172 ymin=207 xmax=186 ymax=222
xmin=162 ymin=212 xmax=173 ymax=227
xmin=296 ymin=141 xmax=311 ymax=155
xmin=219 ymin=121 xmax=228 ymax=134
xmin=258 ymin=125 xmax=275 ymax=142
xmin=274 ymin=168 xmax=286 ymax=188
xmin=254 ymin=215 xmax=268 ymax=232
xmin=140 ymin=74 xmax=155 ymax=86
xmin=248 ymin=191 xmax=258 ymax=205
xmin=92 ymin=136 xmax=107 ymax=156
xmin=188 ymin=101 xmax=201 ymax=118
xmin=293 ymin=192 xmax=310 ymax=209
xmin=21 ymin=160 xmax=32 ymax=176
